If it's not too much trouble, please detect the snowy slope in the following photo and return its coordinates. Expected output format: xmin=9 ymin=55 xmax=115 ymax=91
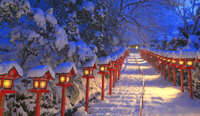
xmin=135 ymin=54 xmax=200 ymax=116
xmin=73 ymin=53 xmax=143 ymax=116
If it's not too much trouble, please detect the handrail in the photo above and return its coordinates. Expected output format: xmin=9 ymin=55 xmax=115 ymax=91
xmin=134 ymin=55 xmax=145 ymax=116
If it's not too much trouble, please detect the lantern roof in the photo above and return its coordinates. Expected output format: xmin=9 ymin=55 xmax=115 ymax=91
xmin=27 ymin=65 xmax=55 ymax=79
xmin=54 ymin=62 xmax=77 ymax=75
xmin=110 ymin=53 xmax=117 ymax=62
xmin=81 ymin=60 xmax=96 ymax=68
xmin=158 ymin=50 xmax=162 ymax=56
xmin=0 ymin=61 xmax=23 ymax=77
xmin=181 ymin=48 xmax=197 ymax=59
xmin=98 ymin=56 xmax=111 ymax=65
xmin=160 ymin=50 xmax=168 ymax=57
xmin=197 ymin=48 xmax=200 ymax=58
xmin=167 ymin=51 xmax=173 ymax=58
xmin=173 ymin=50 xmax=180 ymax=58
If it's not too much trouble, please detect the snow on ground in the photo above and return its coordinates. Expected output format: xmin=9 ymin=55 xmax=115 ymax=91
xmin=85 ymin=53 xmax=143 ymax=116
xmin=134 ymin=54 xmax=200 ymax=116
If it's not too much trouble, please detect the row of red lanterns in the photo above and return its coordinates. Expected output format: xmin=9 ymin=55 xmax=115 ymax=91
xmin=140 ymin=48 xmax=197 ymax=99
xmin=0 ymin=49 xmax=130 ymax=116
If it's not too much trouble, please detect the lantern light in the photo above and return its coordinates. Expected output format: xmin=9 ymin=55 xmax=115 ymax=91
xmin=179 ymin=61 xmax=184 ymax=65
xmin=100 ymin=66 xmax=105 ymax=72
xmin=172 ymin=60 xmax=176 ymax=63
xmin=40 ymin=81 xmax=47 ymax=89
xmin=60 ymin=76 xmax=65 ymax=83
xmin=163 ymin=58 xmax=166 ymax=61
xmin=136 ymin=46 xmax=138 ymax=49
xmin=34 ymin=80 xmax=39 ymax=89
xmin=167 ymin=59 xmax=171 ymax=62
xmin=84 ymin=69 xmax=89 ymax=75
xmin=3 ymin=79 xmax=12 ymax=89
xmin=187 ymin=61 xmax=193 ymax=66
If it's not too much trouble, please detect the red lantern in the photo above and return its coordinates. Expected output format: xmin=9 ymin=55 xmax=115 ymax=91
xmin=28 ymin=65 xmax=55 ymax=116
xmin=0 ymin=61 xmax=23 ymax=116
xmin=181 ymin=48 xmax=196 ymax=99
xmin=81 ymin=60 xmax=97 ymax=113
xmin=54 ymin=62 xmax=76 ymax=116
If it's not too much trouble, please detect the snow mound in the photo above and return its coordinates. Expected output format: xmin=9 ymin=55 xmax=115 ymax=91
xmin=0 ymin=61 xmax=23 ymax=76
xmin=81 ymin=1 xmax=95 ymax=12
xmin=81 ymin=60 xmax=95 ymax=68
xmin=110 ymin=53 xmax=117 ymax=61
xmin=173 ymin=50 xmax=181 ymax=59
xmin=188 ymin=35 xmax=199 ymax=46
xmin=98 ymin=56 xmax=110 ymax=65
xmin=167 ymin=51 xmax=173 ymax=58
xmin=27 ymin=65 xmax=55 ymax=79
xmin=160 ymin=50 xmax=168 ymax=57
xmin=45 ymin=8 xmax=57 ymax=25
xmin=197 ymin=49 xmax=200 ymax=58
xmin=54 ymin=62 xmax=77 ymax=74
xmin=181 ymin=49 xmax=197 ymax=59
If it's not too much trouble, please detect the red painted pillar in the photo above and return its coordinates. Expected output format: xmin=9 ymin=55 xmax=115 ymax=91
xmin=0 ymin=93 xmax=6 ymax=116
xmin=101 ymin=74 xmax=105 ymax=100
xmin=118 ymin=65 xmax=120 ymax=80
xmin=109 ymin=70 xmax=112 ymax=95
xmin=188 ymin=69 xmax=193 ymax=99
xmin=113 ymin=70 xmax=115 ymax=88
xmin=180 ymin=68 xmax=184 ymax=92
xmin=168 ymin=64 xmax=171 ymax=82
xmin=85 ymin=78 xmax=89 ymax=112
xmin=158 ymin=61 xmax=159 ymax=73
xmin=161 ymin=62 xmax=163 ymax=75
xmin=61 ymin=86 xmax=66 ymax=116
xmin=164 ymin=64 xmax=166 ymax=79
xmin=35 ymin=92 xmax=42 ymax=116
xmin=173 ymin=66 xmax=176 ymax=86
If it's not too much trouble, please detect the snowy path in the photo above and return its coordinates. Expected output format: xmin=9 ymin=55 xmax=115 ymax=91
xmin=87 ymin=53 xmax=143 ymax=116
xmin=134 ymin=54 xmax=200 ymax=116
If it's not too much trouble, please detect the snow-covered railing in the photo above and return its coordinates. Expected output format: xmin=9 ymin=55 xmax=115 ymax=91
xmin=134 ymin=55 xmax=145 ymax=116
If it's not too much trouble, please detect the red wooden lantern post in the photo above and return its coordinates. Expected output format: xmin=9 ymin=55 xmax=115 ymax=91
xmin=150 ymin=52 xmax=153 ymax=66
xmin=0 ymin=61 xmax=23 ymax=116
xmin=170 ymin=51 xmax=180 ymax=86
xmin=54 ymin=62 xmax=77 ymax=116
xmin=107 ymin=60 xmax=116 ymax=95
xmin=181 ymin=49 xmax=196 ymax=99
xmin=114 ymin=61 xmax=118 ymax=86
xmin=98 ymin=56 xmax=110 ymax=100
xmin=162 ymin=57 xmax=167 ymax=79
xmin=28 ymin=65 xmax=55 ymax=116
xmin=155 ymin=51 xmax=160 ymax=73
xmin=170 ymin=59 xmax=178 ymax=86
xmin=176 ymin=58 xmax=185 ymax=92
xmin=166 ymin=51 xmax=173 ymax=82
xmin=81 ymin=60 xmax=97 ymax=113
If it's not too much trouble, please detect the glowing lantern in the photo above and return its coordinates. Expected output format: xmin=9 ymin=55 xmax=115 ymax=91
xmin=54 ymin=62 xmax=77 ymax=116
xmin=0 ymin=61 xmax=23 ymax=116
xmin=181 ymin=48 xmax=196 ymax=99
xmin=28 ymin=65 xmax=55 ymax=116
xmin=81 ymin=60 xmax=97 ymax=113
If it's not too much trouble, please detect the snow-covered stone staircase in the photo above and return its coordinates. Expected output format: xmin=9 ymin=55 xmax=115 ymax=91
xmin=87 ymin=54 xmax=143 ymax=116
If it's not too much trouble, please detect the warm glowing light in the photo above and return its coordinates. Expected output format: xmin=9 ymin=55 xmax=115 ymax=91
xmin=163 ymin=58 xmax=166 ymax=61
xmin=66 ymin=76 xmax=70 ymax=83
xmin=187 ymin=61 xmax=193 ymax=66
xmin=179 ymin=61 xmax=184 ymax=65
xmin=34 ymin=81 xmax=39 ymax=88
xmin=136 ymin=46 xmax=138 ymax=49
xmin=84 ymin=69 xmax=89 ymax=75
xmin=60 ymin=76 xmax=65 ymax=82
xmin=172 ymin=60 xmax=176 ymax=63
xmin=40 ymin=81 xmax=46 ymax=89
xmin=90 ymin=70 xmax=93 ymax=75
xmin=100 ymin=66 xmax=105 ymax=71
xmin=0 ymin=79 xmax=1 ymax=87
xmin=167 ymin=59 xmax=171 ymax=62
xmin=3 ymin=79 xmax=12 ymax=89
